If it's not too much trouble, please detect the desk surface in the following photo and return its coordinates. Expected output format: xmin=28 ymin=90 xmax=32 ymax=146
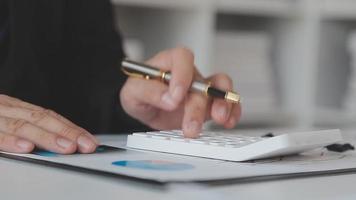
xmin=2 ymin=133 xmax=356 ymax=200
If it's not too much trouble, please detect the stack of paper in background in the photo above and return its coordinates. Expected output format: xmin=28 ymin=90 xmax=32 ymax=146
xmin=213 ymin=31 xmax=278 ymax=125
xmin=345 ymin=32 xmax=356 ymax=116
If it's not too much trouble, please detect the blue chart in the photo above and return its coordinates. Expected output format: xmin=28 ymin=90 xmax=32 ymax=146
xmin=32 ymin=149 xmax=195 ymax=171
xmin=33 ymin=150 xmax=58 ymax=157
xmin=32 ymin=145 xmax=122 ymax=157
xmin=112 ymin=160 xmax=195 ymax=171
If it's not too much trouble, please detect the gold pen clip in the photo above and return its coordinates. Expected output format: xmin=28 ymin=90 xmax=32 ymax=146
xmin=121 ymin=67 xmax=169 ymax=82
xmin=121 ymin=68 xmax=151 ymax=80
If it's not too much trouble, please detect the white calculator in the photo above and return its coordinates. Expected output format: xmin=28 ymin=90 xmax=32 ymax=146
xmin=126 ymin=129 xmax=343 ymax=161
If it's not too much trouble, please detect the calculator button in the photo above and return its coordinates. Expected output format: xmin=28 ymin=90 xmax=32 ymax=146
xmin=220 ymin=138 xmax=232 ymax=142
xmin=160 ymin=131 xmax=181 ymax=136
xmin=171 ymin=137 xmax=188 ymax=142
xmin=190 ymin=140 xmax=208 ymax=144
xmin=132 ymin=133 xmax=149 ymax=137
xmin=225 ymin=144 xmax=242 ymax=148
xmin=149 ymin=135 xmax=166 ymax=140
xmin=171 ymin=130 xmax=183 ymax=134
xmin=209 ymin=141 xmax=225 ymax=146
xmin=168 ymin=135 xmax=181 ymax=138
xmin=237 ymin=140 xmax=247 ymax=143
xmin=159 ymin=131 xmax=174 ymax=134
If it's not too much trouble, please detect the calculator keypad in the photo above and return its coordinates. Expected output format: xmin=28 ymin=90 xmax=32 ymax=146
xmin=131 ymin=130 xmax=265 ymax=148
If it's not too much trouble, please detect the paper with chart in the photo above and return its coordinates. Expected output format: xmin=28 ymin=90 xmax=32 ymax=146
xmin=1 ymin=135 xmax=356 ymax=183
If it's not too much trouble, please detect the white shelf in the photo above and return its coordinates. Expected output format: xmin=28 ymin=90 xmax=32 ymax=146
xmin=321 ymin=0 xmax=356 ymax=20
xmin=111 ymin=0 xmax=205 ymax=10
xmin=215 ymin=0 xmax=295 ymax=17
xmin=112 ymin=0 xmax=296 ymax=17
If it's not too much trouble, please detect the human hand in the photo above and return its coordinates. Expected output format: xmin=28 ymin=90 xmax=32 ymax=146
xmin=120 ymin=47 xmax=241 ymax=138
xmin=0 ymin=95 xmax=98 ymax=154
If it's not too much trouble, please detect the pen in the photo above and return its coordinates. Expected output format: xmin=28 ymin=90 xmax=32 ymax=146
xmin=121 ymin=59 xmax=240 ymax=104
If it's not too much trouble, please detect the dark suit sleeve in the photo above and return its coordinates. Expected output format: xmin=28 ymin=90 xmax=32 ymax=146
xmin=49 ymin=0 xmax=149 ymax=133
xmin=1 ymin=0 xmax=149 ymax=133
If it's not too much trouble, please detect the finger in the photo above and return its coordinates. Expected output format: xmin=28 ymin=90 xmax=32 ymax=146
xmin=0 ymin=94 xmax=45 ymax=111
xmin=120 ymin=78 xmax=172 ymax=118
xmin=0 ymin=116 xmax=76 ymax=154
xmin=0 ymin=95 xmax=99 ymax=145
xmin=0 ymin=132 xmax=34 ymax=153
xmin=224 ymin=103 xmax=242 ymax=129
xmin=208 ymin=74 xmax=234 ymax=125
xmin=146 ymin=47 xmax=195 ymax=109
xmin=182 ymin=93 xmax=208 ymax=138
xmin=44 ymin=110 xmax=100 ymax=145
xmin=0 ymin=104 xmax=97 ymax=153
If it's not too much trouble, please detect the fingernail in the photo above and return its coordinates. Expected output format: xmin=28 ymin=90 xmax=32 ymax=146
xmin=92 ymin=136 xmax=100 ymax=145
xmin=171 ymin=85 xmax=184 ymax=102
xmin=185 ymin=121 xmax=201 ymax=135
xmin=219 ymin=105 xmax=228 ymax=120
xmin=85 ymin=132 xmax=100 ymax=145
xmin=16 ymin=139 xmax=33 ymax=150
xmin=78 ymin=135 xmax=94 ymax=150
xmin=161 ymin=92 xmax=176 ymax=109
xmin=56 ymin=138 xmax=73 ymax=149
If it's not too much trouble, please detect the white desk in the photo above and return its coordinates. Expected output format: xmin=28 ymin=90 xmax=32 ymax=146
xmin=1 ymin=134 xmax=356 ymax=200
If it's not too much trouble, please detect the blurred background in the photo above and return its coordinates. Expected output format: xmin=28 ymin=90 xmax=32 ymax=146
xmin=112 ymin=0 xmax=356 ymax=135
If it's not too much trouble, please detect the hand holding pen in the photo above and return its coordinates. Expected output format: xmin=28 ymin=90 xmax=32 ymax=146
xmin=122 ymin=60 xmax=240 ymax=104
xmin=119 ymin=47 xmax=241 ymax=138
